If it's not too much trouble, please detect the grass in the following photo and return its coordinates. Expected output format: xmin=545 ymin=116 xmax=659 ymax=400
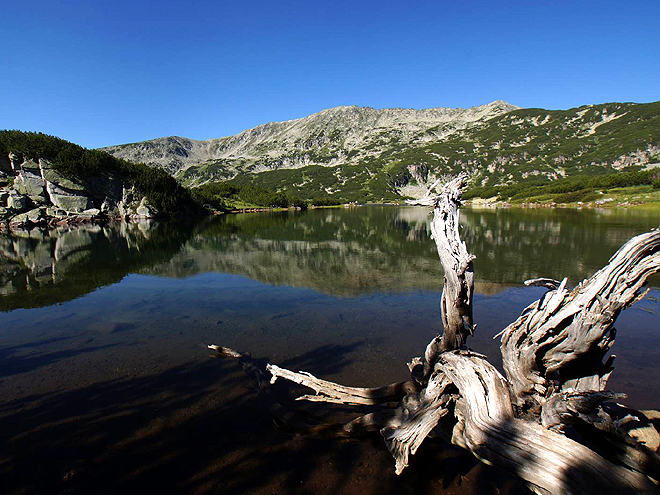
xmin=470 ymin=184 xmax=660 ymax=208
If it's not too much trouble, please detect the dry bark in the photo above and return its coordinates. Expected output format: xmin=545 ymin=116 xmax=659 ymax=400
xmin=499 ymin=229 xmax=660 ymax=411
xmin=208 ymin=177 xmax=660 ymax=494
xmin=407 ymin=173 xmax=476 ymax=369
xmin=267 ymin=364 xmax=417 ymax=405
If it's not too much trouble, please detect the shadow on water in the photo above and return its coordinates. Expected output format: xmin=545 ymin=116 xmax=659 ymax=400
xmin=279 ymin=342 xmax=364 ymax=377
xmin=0 ymin=341 xmax=122 ymax=377
xmin=0 ymin=346 xmax=530 ymax=495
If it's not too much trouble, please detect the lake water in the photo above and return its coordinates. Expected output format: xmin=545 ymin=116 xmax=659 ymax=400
xmin=1 ymin=206 xmax=659 ymax=494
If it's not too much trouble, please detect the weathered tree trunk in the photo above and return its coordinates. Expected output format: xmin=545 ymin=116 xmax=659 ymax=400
xmin=209 ymin=177 xmax=660 ymax=494
xmin=500 ymin=229 xmax=660 ymax=412
xmin=406 ymin=174 xmax=476 ymax=378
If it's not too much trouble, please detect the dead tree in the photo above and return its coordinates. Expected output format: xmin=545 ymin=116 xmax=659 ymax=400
xmin=210 ymin=174 xmax=660 ymax=494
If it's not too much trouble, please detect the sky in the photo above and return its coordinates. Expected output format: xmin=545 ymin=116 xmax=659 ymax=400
xmin=2 ymin=0 xmax=658 ymax=149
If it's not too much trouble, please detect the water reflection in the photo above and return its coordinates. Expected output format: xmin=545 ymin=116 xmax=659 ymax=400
xmin=0 ymin=220 xmax=197 ymax=311
xmin=1 ymin=207 xmax=658 ymax=311
xmin=158 ymin=207 xmax=660 ymax=294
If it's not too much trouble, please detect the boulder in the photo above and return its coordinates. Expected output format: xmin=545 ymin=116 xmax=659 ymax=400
xmin=8 ymin=207 xmax=47 ymax=229
xmin=8 ymin=152 xmax=23 ymax=171
xmin=9 ymin=211 xmax=30 ymax=228
xmin=14 ymin=169 xmax=46 ymax=199
xmin=26 ymin=207 xmax=47 ymax=223
xmin=100 ymin=197 xmax=115 ymax=213
xmin=46 ymin=207 xmax=68 ymax=218
xmin=39 ymin=159 xmax=88 ymax=193
xmin=7 ymin=192 xmax=29 ymax=212
xmin=135 ymin=197 xmax=157 ymax=217
xmin=45 ymin=181 xmax=93 ymax=212
xmin=48 ymin=193 xmax=93 ymax=212
xmin=81 ymin=208 xmax=101 ymax=217
xmin=118 ymin=189 xmax=135 ymax=217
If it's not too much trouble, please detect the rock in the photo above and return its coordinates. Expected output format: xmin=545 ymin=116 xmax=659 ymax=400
xmin=135 ymin=197 xmax=157 ymax=217
xmin=79 ymin=208 xmax=101 ymax=218
xmin=9 ymin=211 xmax=30 ymax=228
xmin=118 ymin=186 xmax=137 ymax=217
xmin=8 ymin=152 xmax=23 ymax=171
xmin=26 ymin=207 xmax=47 ymax=223
xmin=7 ymin=192 xmax=29 ymax=212
xmin=46 ymin=182 xmax=93 ymax=212
xmin=38 ymin=159 xmax=96 ymax=212
xmin=14 ymin=168 xmax=46 ymax=200
xmin=0 ymin=190 xmax=8 ymax=206
xmin=100 ymin=197 xmax=121 ymax=217
xmin=46 ymin=207 xmax=68 ymax=218
xmin=8 ymin=207 xmax=47 ymax=229
xmin=39 ymin=159 xmax=88 ymax=193
xmin=0 ymin=206 xmax=8 ymax=219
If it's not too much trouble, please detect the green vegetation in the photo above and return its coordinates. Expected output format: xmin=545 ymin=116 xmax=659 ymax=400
xmin=465 ymin=170 xmax=660 ymax=204
xmin=0 ymin=130 xmax=199 ymax=216
xmin=191 ymin=182 xmax=309 ymax=210
xmin=310 ymin=198 xmax=342 ymax=207
xmin=177 ymin=101 xmax=660 ymax=203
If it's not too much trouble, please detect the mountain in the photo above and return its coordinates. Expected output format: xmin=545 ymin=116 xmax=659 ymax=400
xmin=102 ymin=101 xmax=660 ymax=202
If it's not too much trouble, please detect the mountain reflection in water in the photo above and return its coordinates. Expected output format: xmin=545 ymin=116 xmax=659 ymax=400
xmin=2 ymin=206 xmax=658 ymax=308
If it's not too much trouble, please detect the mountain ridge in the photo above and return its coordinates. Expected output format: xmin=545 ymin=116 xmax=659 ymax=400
xmin=101 ymin=100 xmax=660 ymax=202
xmin=102 ymin=100 xmax=519 ymax=178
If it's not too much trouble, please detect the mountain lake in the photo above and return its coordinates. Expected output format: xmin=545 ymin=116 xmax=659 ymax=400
xmin=1 ymin=205 xmax=659 ymax=495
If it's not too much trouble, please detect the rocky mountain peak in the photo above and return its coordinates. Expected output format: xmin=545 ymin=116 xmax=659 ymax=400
xmin=101 ymin=101 xmax=519 ymax=182
xmin=100 ymin=100 xmax=659 ymax=202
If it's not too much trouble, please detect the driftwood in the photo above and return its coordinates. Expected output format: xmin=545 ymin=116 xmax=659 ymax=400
xmin=407 ymin=175 xmax=476 ymax=365
xmin=209 ymin=175 xmax=660 ymax=494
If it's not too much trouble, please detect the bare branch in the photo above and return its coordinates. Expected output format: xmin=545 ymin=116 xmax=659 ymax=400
xmin=267 ymin=364 xmax=418 ymax=406
xmin=500 ymin=228 xmax=660 ymax=408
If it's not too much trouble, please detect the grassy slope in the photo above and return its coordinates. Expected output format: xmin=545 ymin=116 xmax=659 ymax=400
xmin=205 ymin=101 xmax=660 ymax=203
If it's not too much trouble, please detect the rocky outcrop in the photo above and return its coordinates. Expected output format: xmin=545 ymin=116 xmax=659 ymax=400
xmin=0 ymin=154 xmax=160 ymax=231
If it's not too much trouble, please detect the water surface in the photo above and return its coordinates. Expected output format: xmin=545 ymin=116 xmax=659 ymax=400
xmin=1 ymin=206 xmax=659 ymax=494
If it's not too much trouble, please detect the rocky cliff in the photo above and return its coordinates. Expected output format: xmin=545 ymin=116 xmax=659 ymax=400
xmin=0 ymin=153 xmax=158 ymax=231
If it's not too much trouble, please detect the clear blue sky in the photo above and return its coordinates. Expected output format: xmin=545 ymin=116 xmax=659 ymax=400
xmin=2 ymin=0 xmax=658 ymax=149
